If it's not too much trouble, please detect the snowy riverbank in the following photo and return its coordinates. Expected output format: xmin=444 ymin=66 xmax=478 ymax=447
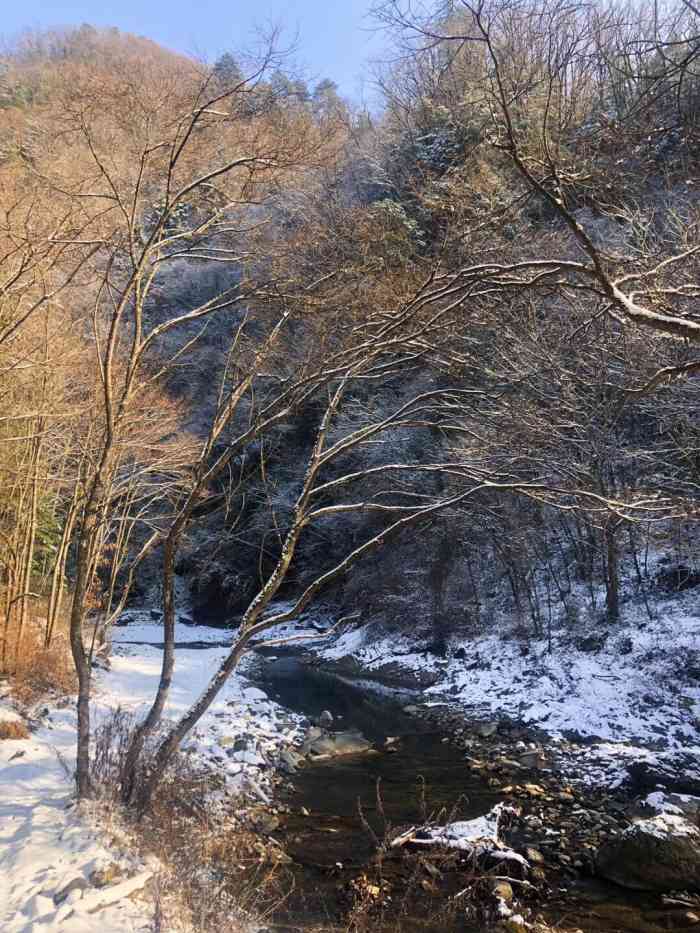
xmin=4 ymin=589 xmax=700 ymax=931
xmin=0 ymin=616 xmax=306 ymax=931
xmin=274 ymin=586 xmax=700 ymax=793
xmin=110 ymin=615 xmax=305 ymax=799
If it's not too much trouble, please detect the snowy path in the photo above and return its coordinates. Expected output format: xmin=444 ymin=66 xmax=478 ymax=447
xmin=0 ymin=617 xmax=304 ymax=931
xmin=0 ymin=700 xmax=152 ymax=932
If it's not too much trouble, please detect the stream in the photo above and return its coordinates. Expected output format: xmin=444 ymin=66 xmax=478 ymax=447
xmin=252 ymin=655 xmax=684 ymax=933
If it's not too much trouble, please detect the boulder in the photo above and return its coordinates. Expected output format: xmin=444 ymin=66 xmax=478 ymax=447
xmin=644 ymin=791 xmax=700 ymax=822
xmin=476 ymin=721 xmax=499 ymax=738
xmin=243 ymin=686 xmax=268 ymax=703
xmin=318 ymin=709 xmax=334 ymax=728
xmin=279 ymin=749 xmax=301 ymax=774
xmin=519 ymin=751 xmax=545 ymax=769
xmin=304 ymin=725 xmax=323 ymax=743
xmin=229 ymin=747 xmax=264 ymax=766
xmin=597 ymin=815 xmax=700 ymax=891
xmin=303 ymin=729 xmax=373 ymax=758
xmin=627 ymin=755 xmax=700 ymax=797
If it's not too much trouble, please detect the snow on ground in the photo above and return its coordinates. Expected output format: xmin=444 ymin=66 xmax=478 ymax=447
xmin=644 ymin=790 xmax=700 ymax=813
xmin=110 ymin=621 xmax=301 ymax=800
xmin=0 ymin=692 xmax=153 ymax=933
xmin=303 ymin=585 xmax=700 ymax=788
xmin=316 ymin=601 xmax=700 ymax=746
xmin=0 ymin=613 xmax=305 ymax=932
xmin=109 ymin=615 xmax=305 ymax=796
xmin=113 ymin=610 xmax=233 ymax=644
xmin=616 ymin=812 xmax=700 ymax=840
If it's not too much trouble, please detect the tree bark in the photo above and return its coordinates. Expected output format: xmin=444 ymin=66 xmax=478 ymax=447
xmin=605 ymin=520 xmax=620 ymax=624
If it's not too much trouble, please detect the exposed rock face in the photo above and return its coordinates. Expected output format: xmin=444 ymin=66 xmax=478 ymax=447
xmin=597 ymin=815 xmax=700 ymax=891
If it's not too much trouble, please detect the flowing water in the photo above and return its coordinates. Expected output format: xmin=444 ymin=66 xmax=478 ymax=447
xmin=253 ymin=656 xmax=684 ymax=933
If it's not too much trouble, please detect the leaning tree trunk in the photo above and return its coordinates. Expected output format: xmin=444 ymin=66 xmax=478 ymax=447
xmin=121 ymin=534 xmax=179 ymax=805
xmin=135 ymin=638 xmax=250 ymax=814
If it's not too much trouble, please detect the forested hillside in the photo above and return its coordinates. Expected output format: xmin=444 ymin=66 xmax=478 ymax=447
xmin=2 ymin=0 xmax=700 ymax=827
xmin=4 ymin=4 xmax=700 ymax=931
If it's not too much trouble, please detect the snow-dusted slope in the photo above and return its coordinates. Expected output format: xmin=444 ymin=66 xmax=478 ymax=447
xmin=316 ymin=588 xmax=700 ymax=745
xmin=298 ymin=586 xmax=700 ymax=790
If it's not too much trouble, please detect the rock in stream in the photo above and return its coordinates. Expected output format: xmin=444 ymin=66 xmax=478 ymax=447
xmin=597 ymin=814 xmax=700 ymax=891
xmin=301 ymin=726 xmax=373 ymax=758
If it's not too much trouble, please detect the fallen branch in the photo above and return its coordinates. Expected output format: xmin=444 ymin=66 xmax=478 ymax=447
xmin=390 ymin=826 xmax=418 ymax=848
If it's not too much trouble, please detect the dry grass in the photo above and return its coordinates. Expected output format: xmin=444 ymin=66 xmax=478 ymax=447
xmin=141 ymin=791 xmax=286 ymax=933
xmin=2 ymin=611 xmax=76 ymax=706
xmin=0 ymin=718 xmax=30 ymax=740
xmin=91 ymin=709 xmax=287 ymax=933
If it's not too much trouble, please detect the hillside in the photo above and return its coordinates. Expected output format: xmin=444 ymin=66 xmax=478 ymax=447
xmin=3 ymin=4 xmax=700 ymax=931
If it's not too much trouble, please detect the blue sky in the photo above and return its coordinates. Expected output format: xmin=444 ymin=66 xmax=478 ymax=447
xmin=3 ymin=0 xmax=389 ymax=101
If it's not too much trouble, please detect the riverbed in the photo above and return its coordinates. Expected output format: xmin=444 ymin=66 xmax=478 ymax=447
xmin=252 ymin=655 xmax=690 ymax=933
xmin=110 ymin=619 xmax=693 ymax=931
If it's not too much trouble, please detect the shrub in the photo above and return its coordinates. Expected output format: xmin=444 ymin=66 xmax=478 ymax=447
xmin=0 ymin=718 xmax=29 ymax=739
xmin=90 ymin=708 xmax=286 ymax=932
xmin=4 ymin=619 xmax=76 ymax=706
